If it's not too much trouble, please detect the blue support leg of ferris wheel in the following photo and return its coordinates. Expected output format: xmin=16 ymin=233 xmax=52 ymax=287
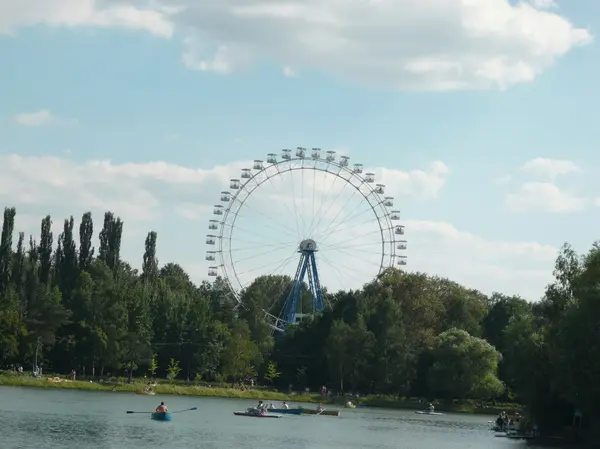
xmin=309 ymin=252 xmax=324 ymax=312
xmin=283 ymin=254 xmax=310 ymax=326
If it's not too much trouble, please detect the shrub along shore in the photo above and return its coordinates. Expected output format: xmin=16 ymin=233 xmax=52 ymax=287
xmin=0 ymin=373 xmax=519 ymax=415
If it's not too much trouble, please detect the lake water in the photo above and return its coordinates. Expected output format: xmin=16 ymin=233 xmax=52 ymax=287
xmin=0 ymin=386 xmax=566 ymax=449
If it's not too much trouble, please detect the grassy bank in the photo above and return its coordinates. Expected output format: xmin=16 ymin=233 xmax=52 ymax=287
xmin=0 ymin=374 xmax=521 ymax=414
xmin=0 ymin=374 xmax=318 ymax=402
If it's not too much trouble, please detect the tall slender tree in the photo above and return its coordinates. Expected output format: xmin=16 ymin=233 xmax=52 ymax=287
xmin=0 ymin=207 xmax=16 ymax=292
xmin=38 ymin=215 xmax=53 ymax=285
xmin=142 ymin=231 xmax=158 ymax=281
xmin=78 ymin=212 xmax=94 ymax=271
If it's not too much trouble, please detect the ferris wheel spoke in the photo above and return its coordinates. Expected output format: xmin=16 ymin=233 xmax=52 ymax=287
xmin=287 ymin=159 xmax=302 ymax=239
xmin=320 ymin=201 xmax=382 ymax=244
xmin=224 ymin=222 xmax=293 ymax=246
xmin=319 ymin=198 xmax=374 ymax=246
xmin=261 ymin=162 xmax=301 ymax=242
xmin=316 ymin=254 xmax=351 ymax=294
xmin=310 ymin=171 xmax=356 ymax=238
xmin=235 ymin=197 xmax=299 ymax=239
xmin=320 ymin=212 xmax=382 ymax=247
xmin=318 ymin=253 xmax=368 ymax=290
xmin=316 ymin=181 xmax=362 ymax=238
xmin=323 ymin=228 xmax=384 ymax=249
xmin=322 ymin=246 xmax=384 ymax=269
xmin=321 ymin=240 xmax=388 ymax=251
xmin=307 ymin=166 xmax=340 ymax=235
xmin=236 ymin=248 xmax=299 ymax=278
xmin=232 ymin=242 xmax=297 ymax=265
xmin=229 ymin=240 xmax=299 ymax=253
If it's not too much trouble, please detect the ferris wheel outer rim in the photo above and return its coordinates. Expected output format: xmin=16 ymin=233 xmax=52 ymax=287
xmin=214 ymin=155 xmax=399 ymax=304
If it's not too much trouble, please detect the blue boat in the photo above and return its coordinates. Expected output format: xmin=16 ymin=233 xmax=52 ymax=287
xmin=151 ymin=412 xmax=173 ymax=421
xmin=267 ymin=408 xmax=302 ymax=415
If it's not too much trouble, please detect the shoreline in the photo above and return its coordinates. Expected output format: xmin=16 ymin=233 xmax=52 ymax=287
xmin=0 ymin=375 xmax=519 ymax=415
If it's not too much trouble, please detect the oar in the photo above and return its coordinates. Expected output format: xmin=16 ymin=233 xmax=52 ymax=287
xmin=317 ymin=408 xmax=326 ymax=415
xmin=172 ymin=407 xmax=198 ymax=414
xmin=127 ymin=407 xmax=197 ymax=414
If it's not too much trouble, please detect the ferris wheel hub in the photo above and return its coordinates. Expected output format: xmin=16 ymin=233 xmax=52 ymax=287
xmin=298 ymin=238 xmax=318 ymax=253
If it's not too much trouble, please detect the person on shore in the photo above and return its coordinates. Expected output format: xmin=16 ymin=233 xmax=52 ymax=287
xmin=155 ymin=402 xmax=168 ymax=413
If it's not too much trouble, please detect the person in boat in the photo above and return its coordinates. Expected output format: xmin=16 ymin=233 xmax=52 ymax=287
xmin=268 ymin=403 xmax=274 ymax=409
xmin=427 ymin=403 xmax=434 ymax=412
xmin=155 ymin=401 xmax=168 ymax=413
xmin=282 ymin=401 xmax=289 ymax=409
xmin=316 ymin=403 xmax=324 ymax=412
xmin=346 ymin=401 xmax=353 ymax=407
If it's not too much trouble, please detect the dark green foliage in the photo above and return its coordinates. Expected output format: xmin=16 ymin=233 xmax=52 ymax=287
xmin=0 ymin=206 xmax=598 ymax=437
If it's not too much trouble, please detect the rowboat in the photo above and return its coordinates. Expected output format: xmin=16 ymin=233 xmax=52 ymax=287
xmin=234 ymin=411 xmax=282 ymax=418
xmin=151 ymin=412 xmax=173 ymax=421
xmin=415 ymin=410 xmax=443 ymax=415
xmin=266 ymin=408 xmax=303 ymax=415
xmin=300 ymin=408 xmax=340 ymax=417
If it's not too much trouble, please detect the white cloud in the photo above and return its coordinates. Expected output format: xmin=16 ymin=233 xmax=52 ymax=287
xmin=406 ymin=219 xmax=557 ymax=300
xmin=175 ymin=202 xmax=211 ymax=221
xmin=492 ymin=174 xmax=512 ymax=185
xmin=282 ymin=66 xmax=296 ymax=78
xmin=1 ymin=0 xmax=592 ymax=91
xmin=13 ymin=110 xmax=57 ymax=126
xmin=529 ymin=0 xmax=557 ymax=9
xmin=519 ymin=157 xmax=582 ymax=181
xmin=173 ymin=0 xmax=591 ymax=90
xmin=0 ymin=153 xmax=555 ymax=299
xmin=0 ymin=0 xmax=175 ymax=37
xmin=505 ymin=182 xmax=587 ymax=213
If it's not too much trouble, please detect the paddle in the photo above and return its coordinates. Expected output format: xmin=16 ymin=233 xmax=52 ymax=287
xmin=172 ymin=407 xmax=198 ymax=414
xmin=126 ymin=406 xmax=197 ymax=414
xmin=317 ymin=408 xmax=326 ymax=415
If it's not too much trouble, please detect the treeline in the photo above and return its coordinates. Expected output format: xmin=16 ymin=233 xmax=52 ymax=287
xmin=0 ymin=206 xmax=598 ymax=436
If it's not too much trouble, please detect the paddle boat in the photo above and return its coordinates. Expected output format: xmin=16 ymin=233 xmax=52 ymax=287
xmin=266 ymin=408 xmax=303 ymax=415
xmin=234 ymin=409 xmax=282 ymax=419
xmin=299 ymin=407 xmax=340 ymax=417
xmin=151 ymin=411 xmax=173 ymax=421
xmin=415 ymin=410 xmax=443 ymax=415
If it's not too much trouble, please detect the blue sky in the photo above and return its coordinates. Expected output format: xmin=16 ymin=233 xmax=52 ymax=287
xmin=0 ymin=0 xmax=598 ymax=303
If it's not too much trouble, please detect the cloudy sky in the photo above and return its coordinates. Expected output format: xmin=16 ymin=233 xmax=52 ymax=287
xmin=1 ymin=0 xmax=598 ymax=301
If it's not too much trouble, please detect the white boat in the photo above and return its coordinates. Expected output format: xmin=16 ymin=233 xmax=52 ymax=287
xmin=415 ymin=410 xmax=443 ymax=415
xmin=233 ymin=411 xmax=283 ymax=418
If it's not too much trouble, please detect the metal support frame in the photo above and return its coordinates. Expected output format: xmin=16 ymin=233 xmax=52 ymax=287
xmin=281 ymin=247 xmax=324 ymax=329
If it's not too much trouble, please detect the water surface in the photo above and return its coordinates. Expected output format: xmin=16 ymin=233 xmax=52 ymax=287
xmin=0 ymin=386 xmax=559 ymax=449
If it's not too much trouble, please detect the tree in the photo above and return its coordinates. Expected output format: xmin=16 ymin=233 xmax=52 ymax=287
xmin=264 ymin=361 xmax=281 ymax=385
xmin=220 ymin=321 xmax=261 ymax=383
xmin=78 ymin=212 xmax=94 ymax=271
xmin=142 ymin=231 xmax=158 ymax=281
xmin=0 ymin=207 xmax=16 ymax=293
xmin=148 ymin=354 xmax=158 ymax=377
xmin=38 ymin=216 xmax=53 ymax=285
xmin=429 ymin=328 xmax=504 ymax=400
xmin=167 ymin=358 xmax=182 ymax=382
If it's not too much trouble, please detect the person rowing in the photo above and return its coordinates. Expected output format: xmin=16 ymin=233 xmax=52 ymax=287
xmin=155 ymin=401 xmax=168 ymax=413
xmin=282 ymin=401 xmax=289 ymax=409
xmin=316 ymin=403 xmax=324 ymax=412
xmin=427 ymin=403 xmax=434 ymax=413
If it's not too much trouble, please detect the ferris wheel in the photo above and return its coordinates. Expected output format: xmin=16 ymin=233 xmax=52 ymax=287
xmin=205 ymin=147 xmax=407 ymax=332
